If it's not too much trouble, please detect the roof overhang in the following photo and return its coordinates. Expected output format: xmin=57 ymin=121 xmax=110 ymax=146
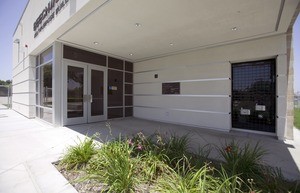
xmin=53 ymin=0 xmax=299 ymax=62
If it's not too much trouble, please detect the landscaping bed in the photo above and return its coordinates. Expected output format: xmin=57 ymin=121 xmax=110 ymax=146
xmin=55 ymin=132 xmax=299 ymax=193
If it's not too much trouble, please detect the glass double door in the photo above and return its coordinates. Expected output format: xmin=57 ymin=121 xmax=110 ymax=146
xmin=64 ymin=60 xmax=107 ymax=125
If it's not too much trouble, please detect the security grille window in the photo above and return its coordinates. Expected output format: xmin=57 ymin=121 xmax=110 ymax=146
xmin=35 ymin=46 xmax=53 ymax=123
xmin=232 ymin=59 xmax=276 ymax=133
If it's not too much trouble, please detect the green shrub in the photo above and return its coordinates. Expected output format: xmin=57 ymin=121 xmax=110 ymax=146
xmin=87 ymin=138 xmax=139 ymax=193
xmin=58 ymin=133 xmax=297 ymax=193
xmin=155 ymin=157 xmax=245 ymax=193
xmin=255 ymin=166 xmax=300 ymax=193
xmin=215 ymin=167 xmax=251 ymax=193
xmin=138 ymin=150 xmax=169 ymax=182
xmin=164 ymin=134 xmax=191 ymax=166
xmin=60 ymin=136 xmax=96 ymax=170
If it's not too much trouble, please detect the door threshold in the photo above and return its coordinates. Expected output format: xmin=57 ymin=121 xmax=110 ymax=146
xmin=231 ymin=128 xmax=276 ymax=137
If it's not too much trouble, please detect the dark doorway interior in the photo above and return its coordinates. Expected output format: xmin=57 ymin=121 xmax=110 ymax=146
xmin=232 ymin=59 xmax=276 ymax=133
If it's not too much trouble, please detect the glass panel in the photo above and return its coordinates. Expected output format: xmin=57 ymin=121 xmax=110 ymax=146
xmin=67 ymin=66 xmax=84 ymax=118
xmin=125 ymin=107 xmax=133 ymax=117
xmin=35 ymin=80 xmax=39 ymax=92
xmin=108 ymin=108 xmax=123 ymax=119
xmin=108 ymin=69 xmax=123 ymax=106
xmin=40 ymin=64 xmax=52 ymax=108
xmin=91 ymin=70 xmax=104 ymax=116
xmin=125 ymin=96 xmax=133 ymax=106
xmin=36 ymin=56 xmax=40 ymax=67
xmin=108 ymin=57 xmax=123 ymax=70
xmin=36 ymin=107 xmax=39 ymax=117
xmin=125 ymin=84 xmax=133 ymax=94
xmin=35 ymin=67 xmax=39 ymax=80
xmin=40 ymin=108 xmax=53 ymax=123
xmin=125 ymin=72 xmax=133 ymax=83
xmin=35 ymin=94 xmax=39 ymax=106
xmin=63 ymin=45 xmax=106 ymax=66
xmin=125 ymin=61 xmax=133 ymax=72
xmin=40 ymin=47 xmax=53 ymax=64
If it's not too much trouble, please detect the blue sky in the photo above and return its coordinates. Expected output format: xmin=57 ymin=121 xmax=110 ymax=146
xmin=0 ymin=0 xmax=28 ymax=81
xmin=0 ymin=0 xmax=299 ymax=92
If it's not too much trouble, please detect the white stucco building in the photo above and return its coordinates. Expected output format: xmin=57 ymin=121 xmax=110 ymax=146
xmin=12 ymin=0 xmax=299 ymax=140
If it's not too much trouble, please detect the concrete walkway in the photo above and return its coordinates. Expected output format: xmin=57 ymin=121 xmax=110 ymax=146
xmin=0 ymin=109 xmax=81 ymax=193
xmin=0 ymin=108 xmax=299 ymax=193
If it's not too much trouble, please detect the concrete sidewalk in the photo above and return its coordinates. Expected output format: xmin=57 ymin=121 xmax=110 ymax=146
xmin=0 ymin=109 xmax=81 ymax=193
xmin=0 ymin=108 xmax=299 ymax=193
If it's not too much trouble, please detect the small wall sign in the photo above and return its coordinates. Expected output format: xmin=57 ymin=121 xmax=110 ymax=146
xmin=255 ymin=104 xmax=266 ymax=111
xmin=162 ymin=82 xmax=180 ymax=95
xmin=240 ymin=108 xmax=251 ymax=115
xmin=109 ymin=86 xmax=118 ymax=91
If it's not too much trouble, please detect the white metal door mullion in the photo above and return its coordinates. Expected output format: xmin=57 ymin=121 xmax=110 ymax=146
xmin=87 ymin=66 xmax=92 ymax=123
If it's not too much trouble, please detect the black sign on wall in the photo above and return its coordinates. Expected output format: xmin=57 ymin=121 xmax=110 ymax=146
xmin=33 ymin=0 xmax=69 ymax=38
xmin=162 ymin=82 xmax=180 ymax=94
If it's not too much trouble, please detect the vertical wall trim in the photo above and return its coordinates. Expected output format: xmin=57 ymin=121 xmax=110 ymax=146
xmin=53 ymin=42 xmax=63 ymax=127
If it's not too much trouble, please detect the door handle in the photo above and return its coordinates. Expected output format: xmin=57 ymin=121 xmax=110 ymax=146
xmin=90 ymin=95 xmax=93 ymax=103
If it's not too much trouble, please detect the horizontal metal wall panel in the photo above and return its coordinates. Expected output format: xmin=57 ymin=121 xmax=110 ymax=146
xmin=134 ymin=95 xmax=230 ymax=113
xmin=134 ymin=106 xmax=230 ymax=131
xmin=134 ymin=62 xmax=230 ymax=84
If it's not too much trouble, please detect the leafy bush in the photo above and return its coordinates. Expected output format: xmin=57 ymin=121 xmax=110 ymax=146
xmin=58 ymin=133 xmax=298 ymax=193
xmin=60 ymin=136 xmax=96 ymax=170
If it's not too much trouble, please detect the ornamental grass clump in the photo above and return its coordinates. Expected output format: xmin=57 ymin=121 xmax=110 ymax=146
xmin=87 ymin=138 xmax=139 ymax=193
xmin=255 ymin=166 xmax=299 ymax=193
xmin=219 ymin=141 xmax=267 ymax=190
xmin=164 ymin=134 xmax=192 ymax=167
xmin=138 ymin=150 xmax=169 ymax=182
xmin=60 ymin=136 xmax=97 ymax=170
xmin=155 ymin=156 xmax=245 ymax=193
xmin=57 ymin=132 xmax=300 ymax=193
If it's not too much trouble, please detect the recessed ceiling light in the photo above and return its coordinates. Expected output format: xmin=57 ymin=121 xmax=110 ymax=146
xmin=170 ymin=43 xmax=174 ymax=46
xmin=135 ymin=23 xmax=141 ymax=27
xmin=93 ymin=42 xmax=99 ymax=45
xmin=232 ymin=27 xmax=238 ymax=31
xmin=129 ymin=53 xmax=133 ymax=56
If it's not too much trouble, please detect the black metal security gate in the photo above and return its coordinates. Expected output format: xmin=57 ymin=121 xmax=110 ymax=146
xmin=232 ymin=59 xmax=276 ymax=133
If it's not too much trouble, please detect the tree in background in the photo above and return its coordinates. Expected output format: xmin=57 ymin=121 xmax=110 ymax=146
xmin=0 ymin=80 xmax=12 ymax=85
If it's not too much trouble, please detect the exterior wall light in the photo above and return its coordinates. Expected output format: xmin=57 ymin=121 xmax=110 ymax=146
xmin=13 ymin=39 xmax=20 ymax=44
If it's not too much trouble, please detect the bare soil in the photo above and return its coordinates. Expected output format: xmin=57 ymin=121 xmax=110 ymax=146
xmin=53 ymin=162 xmax=154 ymax=193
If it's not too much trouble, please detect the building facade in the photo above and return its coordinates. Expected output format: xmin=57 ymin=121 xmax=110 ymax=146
xmin=13 ymin=0 xmax=299 ymax=140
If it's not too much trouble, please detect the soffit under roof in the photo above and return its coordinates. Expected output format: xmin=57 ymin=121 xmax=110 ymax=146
xmin=58 ymin=0 xmax=295 ymax=62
